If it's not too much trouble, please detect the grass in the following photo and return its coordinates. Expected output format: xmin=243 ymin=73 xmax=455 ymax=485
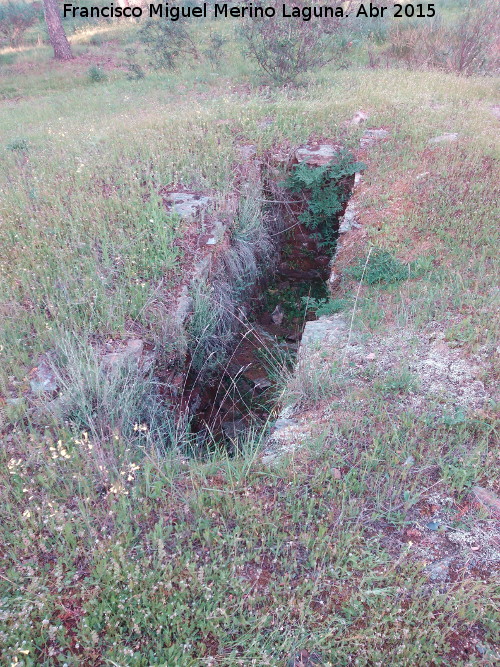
xmin=0 ymin=13 xmax=499 ymax=666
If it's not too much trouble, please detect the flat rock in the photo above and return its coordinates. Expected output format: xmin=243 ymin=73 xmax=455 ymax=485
xmin=328 ymin=270 xmax=341 ymax=291
xmin=295 ymin=143 xmax=341 ymax=167
xmin=165 ymin=192 xmax=211 ymax=220
xmin=425 ymin=557 xmax=452 ymax=582
xmin=428 ymin=133 xmax=458 ymax=145
xmin=350 ymin=110 xmax=369 ymax=125
xmin=360 ymin=128 xmax=389 ymax=148
xmin=300 ymin=315 xmax=348 ymax=349
xmin=29 ymin=358 xmax=58 ymax=394
xmin=339 ymin=200 xmax=359 ymax=233
xmin=175 ymin=287 xmax=194 ymax=325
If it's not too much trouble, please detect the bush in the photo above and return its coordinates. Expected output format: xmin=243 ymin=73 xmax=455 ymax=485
xmin=124 ymin=47 xmax=146 ymax=81
xmin=0 ymin=1 xmax=39 ymax=47
xmin=203 ymin=31 xmax=227 ymax=69
xmin=387 ymin=0 xmax=499 ymax=75
xmin=140 ymin=18 xmax=198 ymax=70
xmin=346 ymin=249 xmax=416 ymax=284
xmin=282 ymin=151 xmax=364 ymax=252
xmin=240 ymin=0 xmax=347 ymax=84
xmin=87 ymin=65 xmax=107 ymax=83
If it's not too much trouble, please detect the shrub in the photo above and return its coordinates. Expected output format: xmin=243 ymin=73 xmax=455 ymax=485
xmin=346 ymin=249 xmax=416 ymax=284
xmin=139 ymin=18 xmax=198 ymax=70
xmin=240 ymin=0 xmax=347 ymax=84
xmin=282 ymin=151 xmax=364 ymax=252
xmin=87 ymin=65 xmax=107 ymax=83
xmin=0 ymin=1 xmax=39 ymax=47
xmin=124 ymin=47 xmax=146 ymax=81
xmin=387 ymin=1 xmax=499 ymax=75
xmin=203 ymin=31 xmax=227 ymax=69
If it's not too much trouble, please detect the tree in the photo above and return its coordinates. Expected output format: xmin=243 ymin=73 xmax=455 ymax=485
xmin=42 ymin=0 xmax=72 ymax=60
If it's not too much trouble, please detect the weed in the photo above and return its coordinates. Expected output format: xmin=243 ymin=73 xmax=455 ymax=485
xmin=6 ymin=137 xmax=28 ymax=151
xmin=203 ymin=31 xmax=227 ymax=69
xmin=283 ymin=151 xmax=364 ymax=252
xmin=347 ymin=248 xmax=421 ymax=284
xmin=375 ymin=367 xmax=420 ymax=394
xmin=302 ymin=296 xmax=351 ymax=317
xmin=87 ymin=65 xmax=107 ymax=83
xmin=0 ymin=0 xmax=39 ymax=47
xmin=241 ymin=0 xmax=348 ymax=84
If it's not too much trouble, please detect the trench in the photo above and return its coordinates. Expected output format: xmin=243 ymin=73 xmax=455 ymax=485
xmin=180 ymin=165 xmax=355 ymax=450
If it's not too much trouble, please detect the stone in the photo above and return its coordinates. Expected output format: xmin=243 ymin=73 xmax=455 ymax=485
xmin=252 ymin=377 xmax=272 ymax=391
xmin=272 ymin=417 xmax=297 ymax=432
xmin=221 ymin=419 xmax=247 ymax=441
xmin=473 ymin=486 xmax=500 ymax=519
xmin=350 ymin=110 xmax=369 ymax=125
xmin=192 ymin=255 xmax=212 ymax=281
xmin=29 ymin=358 xmax=58 ymax=394
xmin=175 ymin=287 xmax=193 ymax=325
xmin=271 ymin=304 xmax=285 ymax=326
xmin=103 ymin=339 xmax=144 ymax=369
xmin=300 ymin=315 xmax=348 ymax=349
xmin=339 ymin=200 xmax=359 ymax=234
xmin=205 ymin=219 xmax=225 ymax=246
xmin=251 ymin=324 xmax=278 ymax=345
xmin=360 ymin=128 xmax=389 ymax=148
xmin=428 ymin=133 xmax=458 ymax=145
xmin=425 ymin=557 xmax=452 ymax=582
xmin=236 ymin=144 xmax=257 ymax=160
xmin=426 ymin=521 xmax=440 ymax=531
xmin=295 ymin=143 xmax=341 ymax=167
xmin=165 ymin=191 xmax=211 ymax=221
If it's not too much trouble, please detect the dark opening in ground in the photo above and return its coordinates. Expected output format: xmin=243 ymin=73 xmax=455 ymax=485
xmin=184 ymin=160 xmax=356 ymax=450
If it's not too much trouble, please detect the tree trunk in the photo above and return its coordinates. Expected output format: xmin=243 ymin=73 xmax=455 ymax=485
xmin=42 ymin=0 xmax=73 ymax=61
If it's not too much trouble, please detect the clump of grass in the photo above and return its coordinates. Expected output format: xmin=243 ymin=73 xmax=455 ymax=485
xmin=49 ymin=335 xmax=175 ymax=449
xmin=374 ymin=367 xmax=420 ymax=395
xmin=347 ymin=248 xmax=421 ymax=284
xmin=301 ymin=296 xmax=351 ymax=317
xmin=6 ymin=137 xmax=28 ymax=151
xmin=87 ymin=65 xmax=107 ymax=83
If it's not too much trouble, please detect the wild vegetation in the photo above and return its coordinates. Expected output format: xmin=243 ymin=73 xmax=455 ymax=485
xmin=0 ymin=1 xmax=499 ymax=664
